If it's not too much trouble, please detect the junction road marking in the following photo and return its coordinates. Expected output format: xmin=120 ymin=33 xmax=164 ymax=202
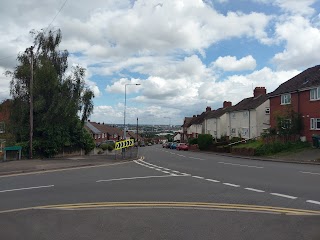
xmin=306 ymin=200 xmax=320 ymax=206
xmin=300 ymin=171 xmax=320 ymax=176
xmin=96 ymin=175 xmax=186 ymax=183
xmin=223 ymin=183 xmax=240 ymax=187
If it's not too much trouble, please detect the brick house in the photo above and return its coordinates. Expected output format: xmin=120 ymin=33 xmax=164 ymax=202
xmin=269 ymin=65 xmax=320 ymax=142
xmin=181 ymin=117 xmax=193 ymax=143
xmin=85 ymin=121 xmax=124 ymax=145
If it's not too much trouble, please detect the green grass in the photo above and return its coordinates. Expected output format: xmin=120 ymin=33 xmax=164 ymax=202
xmin=232 ymin=140 xmax=263 ymax=149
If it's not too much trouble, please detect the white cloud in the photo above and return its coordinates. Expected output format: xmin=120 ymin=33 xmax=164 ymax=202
xmin=0 ymin=67 xmax=11 ymax=101
xmin=213 ymin=55 xmax=257 ymax=71
xmin=272 ymin=16 xmax=320 ymax=70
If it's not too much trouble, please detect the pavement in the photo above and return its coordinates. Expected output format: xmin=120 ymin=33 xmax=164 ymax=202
xmin=0 ymin=154 xmax=132 ymax=176
xmin=0 ymin=145 xmax=319 ymax=239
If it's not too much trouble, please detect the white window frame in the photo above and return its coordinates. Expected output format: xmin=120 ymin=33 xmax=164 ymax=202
xmin=281 ymin=94 xmax=291 ymax=105
xmin=265 ymin=108 xmax=270 ymax=114
xmin=310 ymin=118 xmax=320 ymax=130
xmin=243 ymin=111 xmax=248 ymax=117
xmin=232 ymin=113 xmax=236 ymax=119
xmin=231 ymin=128 xmax=236 ymax=134
xmin=310 ymin=87 xmax=320 ymax=101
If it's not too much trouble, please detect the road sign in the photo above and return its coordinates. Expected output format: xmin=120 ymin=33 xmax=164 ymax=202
xmin=115 ymin=139 xmax=135 ymax=150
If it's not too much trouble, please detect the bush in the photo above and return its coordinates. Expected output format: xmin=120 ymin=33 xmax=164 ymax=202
xmin=197 ymin=134 xmax=213 ymax=150
xmin=100 ymin=143 xmax=109 ymax=151
xmin=188 ymin=138 xmax=198 ymax=145
xmin=107 ymin=144 xmax=114 ymax=151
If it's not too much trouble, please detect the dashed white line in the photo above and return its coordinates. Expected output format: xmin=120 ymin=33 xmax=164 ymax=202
xmin=244 ymin=187 xmax=265 ymax=193
xmin=172 ymin=170 xmax=180 ymax=173
xmin=300 ymin=171 xmax=320 ymax=175
xmin=205 ymin=179 xmax=220 ymax=183
xmin=162 ymin=171 xmax=170 ymax=174
xmin=162 ymin=168 xmax=170 ymax=171
xmin=192 ymin=176 xmax=204 ymax=179
xmin=177 ymin=154 xmax=186 ymax=157
xmin=189 ymin=157 xmax=205 ymax=160
xmin=0 ymin=185 xmax=54 ymax=193
xmin=223 ymin=183 xmax=240 ymax=187
xmin=218 ymin=162 xmax=264 ymax=169
xmin=306 ymin=200 xmax=320 ymax=205
xmin=270 ymin=193 xmax=297 ymax=199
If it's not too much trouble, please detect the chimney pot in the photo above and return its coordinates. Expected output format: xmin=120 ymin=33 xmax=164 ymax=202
xmin=206 ymin=106 xmax=211 ymax=112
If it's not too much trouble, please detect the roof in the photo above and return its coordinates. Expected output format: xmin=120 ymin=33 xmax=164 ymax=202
xmin=86 ymin=121 xmax=124 ymax=136
xmin=85 ymin=121 xmax=101 ymax=134
xmin=228 ymin=94 xmax=269 ymax=112
xmin=269 ymin=65 xmax=320 ymax=97
xmin=205 ymin=107 xmax=229 ymax=119
xmin=181 ymin=117 xmax=193 ymax=127
xmin=188 ymin=111 xmax=210 ymax=126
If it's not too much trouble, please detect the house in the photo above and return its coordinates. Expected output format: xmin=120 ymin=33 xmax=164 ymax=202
xmin=181 ymin=117 xmax=193 ymax=143
xmin=204 ymin=101 xmax=232 ymax=139
xmin=126 ymin=131 xmax=143 ymax=142
xmin=173 ymin=131 xmax=182 ymax=142
xmin=85 ymin=121 xmax=124 ymax=145
xmin=0 ymin=100 xmax=12 ymax=134
xmin=269 ymin=65 xmax=320 ymax=142
xmin=227 ymin=87 xmax=270 ymax=139
xmin=186 ymin=107 xmax=212 ymax=139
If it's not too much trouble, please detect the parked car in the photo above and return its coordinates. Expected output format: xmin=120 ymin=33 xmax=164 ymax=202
xmin=176 ymin=143 xmax=189 ymax=151
xmin=170 ymin=142 xmax=178 ymax=149
xmin=140 ymin=141 xmax=145 ymax=147
xmin=162 ymin=142 xmax=167 ymax=148
xmin=166 ymin=142 xmax=173 ymax=148
xmin=148 ymin=142 xmax=152 ymax=146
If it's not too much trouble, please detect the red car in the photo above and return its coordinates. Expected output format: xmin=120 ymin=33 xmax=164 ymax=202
xmin=176 ymin=143 xmax=189 ymax=151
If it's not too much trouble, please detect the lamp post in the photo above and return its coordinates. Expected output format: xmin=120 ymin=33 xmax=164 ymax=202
xmin=124 ymin=83 xmax=141 ymax=140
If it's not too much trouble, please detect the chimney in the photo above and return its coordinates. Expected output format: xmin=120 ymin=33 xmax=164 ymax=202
xmin=254 ymin=87 xmax=266 ymax=98
xmin=206 ymin=106 xmax=211 ymax=112
xmin=193 ymin=115 xmax=196 ymax=118
xmin=88 ymin=119 xmax=90 ymax=122
xmin=223 ymin=101 xmax=232 ymax=108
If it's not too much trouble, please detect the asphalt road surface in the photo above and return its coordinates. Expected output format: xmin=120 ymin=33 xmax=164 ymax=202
xmin=0 ymin=145 xmax=319 ymax=240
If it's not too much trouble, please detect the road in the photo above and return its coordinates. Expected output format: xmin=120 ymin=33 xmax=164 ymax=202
xmin=0 ymin=145 xmax=319 ymax=239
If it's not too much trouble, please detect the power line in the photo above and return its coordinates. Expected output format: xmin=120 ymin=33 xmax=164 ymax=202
xmin=0 ymin=0 xmax=69 ymax=62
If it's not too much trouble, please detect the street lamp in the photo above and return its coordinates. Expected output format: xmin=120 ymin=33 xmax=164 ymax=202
xmin=124 ymin=83 xmax=141 ymax=140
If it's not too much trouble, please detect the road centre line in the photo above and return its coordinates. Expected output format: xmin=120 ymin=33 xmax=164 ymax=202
xmin=162 ymin=171 xmax=170 ymax=174
xmin=0 ymin=185 xmax=54 ymax=193
xmin=270 ymin=193 xmax=297 ymax=199
xmin=177 ymin=154 xmax=186 ymax=157
xmin=218 ymin=162 xmax=264 ymax=169
xmin=205 ymin=179 xmax=220 ymax=183
xmin=96 ymin=175 xmax=186 ymax=183
xmin=188 ymin=157 xmax=205 ymax=160
xmin=223 ymin=183 xmax=240 ymax=187
xmin=245 ymin=188 xmax=265 ymax=193
xmin=306 ymin=200 xmax=320 ymax=206
xmin=300 ymin=171 xmax=320 ymax=175
xmin=192 ymin=176 xmax=204 ymax=179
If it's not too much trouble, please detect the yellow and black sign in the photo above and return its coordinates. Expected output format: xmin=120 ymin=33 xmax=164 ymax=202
xmin=115 ymin=139 xmax=135 ymax=150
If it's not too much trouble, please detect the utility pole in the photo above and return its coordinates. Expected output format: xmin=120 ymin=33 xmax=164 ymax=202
xmin=29 ymin=46 xmax=34 ymax=159
xmin=136 ymin=117 xmax=139 ymax=148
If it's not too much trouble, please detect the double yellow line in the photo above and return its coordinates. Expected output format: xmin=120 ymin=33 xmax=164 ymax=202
xmin=12 ymin=201 xmax=319 ymax=216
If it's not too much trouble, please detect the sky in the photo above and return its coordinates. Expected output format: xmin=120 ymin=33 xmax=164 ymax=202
xmin=0 ymin=0 xmax=320 ymax=125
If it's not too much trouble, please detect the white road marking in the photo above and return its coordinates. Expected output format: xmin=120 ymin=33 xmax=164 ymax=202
xmin=189 ymin=157 xmax=205 ymax=160
xmin=97 ymin=175 xmax=185 ymax=182
xmin=306 ymin=200 xmax=320 ymax=205
xmin=162 ymin=171 xmax=170 ymax=174
xmin=162 ymin=168 xmax=170 ymax=171
xmin=177 ymin=154 xmax=186 ymax=157
xmin=270 ymin=193 xmax=297 ymax=199
xmin=205 ymin=179 xmax=220 ymax=183
xmin=154 ymin=169 xmax=163 ymax=171
xmin=218 ymin=162 xmax=264 ymax=169
xmin=0 ymin=185 xmax=54 ymax=193
xmin=244 ymin=188 xmax=265 ymax=193
xmin=300 ymin=171 xmax=320 ymax=175
xmin=172 ymin=170 xmax=180 ymax=173
xmin=223 ymin=183 xmax=240 ymax=187
xmin=192 ymin=176 xmax=204 ymax=179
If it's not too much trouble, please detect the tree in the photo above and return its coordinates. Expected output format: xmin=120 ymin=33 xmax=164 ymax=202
xmin=7 ymin=29 xmax=95 ymax=157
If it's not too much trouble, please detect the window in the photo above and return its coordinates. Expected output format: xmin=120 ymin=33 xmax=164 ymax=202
xmin=265 ymin=108 xmax=270 ymax=114
xmin=241 ymin=128 xmax=249 ymax=137
xmin=231 ymin=128 xmax=236 ymax=134
xmin=310 ymin=118 xmax=320 ymax=130
xmin=281 ymin=94 xmax=291 ymax=105
xmin=243 ymin=111 xmax=248 ymax=117
xmin=310 ymin=87 xmax=320 ymax=100
xmin=232 ymin=113 xmax=236 ymax=119
xmin=213 ymin=131 xmax=217 ymax=136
